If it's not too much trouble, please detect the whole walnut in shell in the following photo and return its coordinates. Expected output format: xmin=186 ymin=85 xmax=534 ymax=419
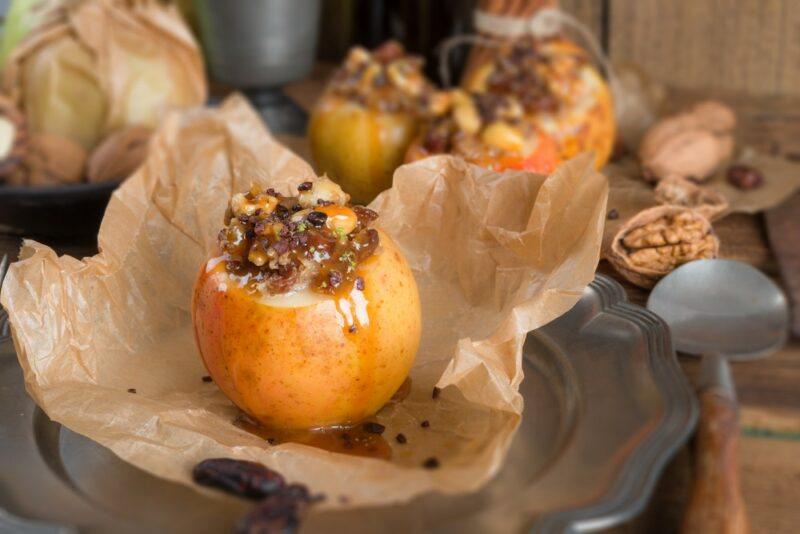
xmin=608 ymin=206 xmax=719 ymax=288
xmin=88 ymin=125 xmax=152 ymax=183
xmin=654 ymin=175 xmax=729 ymax=221
xmin=13 ymin=133 xmax=87 ymax=186
xmin=639 ymin=100 xmax=735 ymax=183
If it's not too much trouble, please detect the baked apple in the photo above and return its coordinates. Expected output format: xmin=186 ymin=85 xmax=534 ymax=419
xmin=462 ymin=36 xmax=616 ymax=169
xmin=405 ymin=90 xmax=560 ymax=174
xmin=192 ymin=177 xmax=421 ymax=430
xmin=308 ymin=41 xmax=445 ymax=204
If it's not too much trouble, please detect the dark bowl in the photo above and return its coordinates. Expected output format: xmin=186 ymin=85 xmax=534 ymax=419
xmin=0 ymin=181 xmax=118 ymax=237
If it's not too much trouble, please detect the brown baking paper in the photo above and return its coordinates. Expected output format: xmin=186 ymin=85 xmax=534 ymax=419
xmin=706 ymin=147 xmax=800 ymax=214
xmin=0 ymin=95 xmax=607 ymax=508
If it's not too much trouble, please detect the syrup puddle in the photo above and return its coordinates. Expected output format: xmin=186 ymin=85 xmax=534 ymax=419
xmin=234 ymin=378 xmax=412 ymax=460
xmin=235 ymin=416 xmax=392 ymax=459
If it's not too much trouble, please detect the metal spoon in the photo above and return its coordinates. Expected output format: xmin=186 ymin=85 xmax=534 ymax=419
xmin=647 ymin=259 xmax=789 ymax=534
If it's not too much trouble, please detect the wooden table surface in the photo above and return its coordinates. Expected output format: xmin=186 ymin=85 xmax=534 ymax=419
xmin=1 ymin=71 xmax=799 ymax=533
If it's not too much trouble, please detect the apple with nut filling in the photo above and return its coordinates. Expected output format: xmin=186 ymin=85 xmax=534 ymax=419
xmin=192 ymin=177 xmax=421 ymax=430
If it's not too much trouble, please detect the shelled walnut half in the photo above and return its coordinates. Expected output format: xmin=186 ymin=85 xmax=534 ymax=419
xmin=608 ymin=206 xmax=719 ymax=288
xmin=0 ymin=95 xmax=28 ymax=181
xmin=654 ymin=175 xmax=729 ymax=221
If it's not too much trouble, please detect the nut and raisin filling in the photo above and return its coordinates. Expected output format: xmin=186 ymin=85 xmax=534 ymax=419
xmin=415 ymin=90 xmax=550 ymax=162
xmin=326 ymin=40 xmax=447 ymax=116
xmin=218 ymin=177 xmax=380 ymax=296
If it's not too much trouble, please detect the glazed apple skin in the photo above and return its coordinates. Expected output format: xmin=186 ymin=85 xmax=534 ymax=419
xmin=192 ymin=230 xmax=421 ymax=430
xmin=309 ymin=95 xmax=419 ymax=205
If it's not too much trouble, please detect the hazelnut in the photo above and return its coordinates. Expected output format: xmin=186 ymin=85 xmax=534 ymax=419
xmin=297 ymin=176 xmax=350 ymax=208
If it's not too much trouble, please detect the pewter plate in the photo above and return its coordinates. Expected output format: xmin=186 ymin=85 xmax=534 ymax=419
xmin=0 ymin=274 xmax=697 ymax=533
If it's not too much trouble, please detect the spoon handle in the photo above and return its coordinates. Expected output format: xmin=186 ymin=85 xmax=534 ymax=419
xmin=682 ymin=386 xmax=749 ymax=534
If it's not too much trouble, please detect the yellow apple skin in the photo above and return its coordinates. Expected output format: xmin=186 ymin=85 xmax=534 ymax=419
xmin=309 ymin=95 xmax=419 ymax=205
xmin=192 ymin=230 xmax=421 ymax=430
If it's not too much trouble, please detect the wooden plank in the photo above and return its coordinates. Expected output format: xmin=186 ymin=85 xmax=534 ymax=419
xmin=559 ymin=0 xmax=605 ymax=44
xmin=608 ymin=0 xmax=800 ymax=97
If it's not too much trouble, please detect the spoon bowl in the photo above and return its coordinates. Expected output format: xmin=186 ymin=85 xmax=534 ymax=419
xmin=647 ymin=259 xmax=789 ymax=361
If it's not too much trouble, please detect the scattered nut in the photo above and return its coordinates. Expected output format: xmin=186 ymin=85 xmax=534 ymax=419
xmin=23 ymin=133 xmax=86 ymax=186
xmin=727 ymin=165 xmax=764 ymax=190
xmin=654 ymin=175 xmax=729 ymax=221
xmin=641 ymin=128 xmax=722 ymax=183
xmin=691 ymin=100 xmax=736 ymax=133
xmin=87 ymin=125 xmax=151 ymax=183
xmin=639 ymin=100 xmax=736 ymax=183
xmin=608 ymin=206 xmax=719 ymax=288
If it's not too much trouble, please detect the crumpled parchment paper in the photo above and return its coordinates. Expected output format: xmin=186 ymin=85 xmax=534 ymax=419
xmin=0 ymin=95 xmax=607 ymax=508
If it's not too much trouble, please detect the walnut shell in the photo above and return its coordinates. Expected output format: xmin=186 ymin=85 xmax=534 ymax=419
xmin=87 ymin=125 xmax=151 ymax=183
xmin=642 ymin=128 xmax=723 ymax=183
xmin=638 ymin=100 xmax=736 ymax=183
xmin=691 ymin=100 xmax=736 ymax=133
xmin=23 ymin=133 xmax=86 ymax=186
xmin=654 ymin=175 xmax=729 ymax=221
xmin=638 ymin=113 xmax=698 ymax=163
xmin=608 ymin=205 xmax=719 ymax=288
xmin=0 ymin=94 xmax=28 ymax=180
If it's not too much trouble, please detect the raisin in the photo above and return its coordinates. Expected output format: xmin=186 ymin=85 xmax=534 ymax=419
xmin=422 ymin=457 xmax=440 ymax=469
xmin=297 ymin=181 xmax=313 ymax=192
xmin=306 ymin=211 xmax=327 ymax=227
xmin=607 ymin=209 xmax=619 ymax=220
xmin=727 ymin=165 xmax=764 ymax=190
xmin=362 ymin=422 xmax=385 ymax=435
xmin=192 ymin=458 xmax=285 ymax=500
xmin=328 ymin=270 xmax=343 ymax=288
xmin=395 ymin=433 xmax=407 ymax=444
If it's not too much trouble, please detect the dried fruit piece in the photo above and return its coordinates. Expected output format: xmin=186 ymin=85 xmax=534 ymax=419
xmin=193 ymin=458 xmax=285 ymax=500
xmin=727 ymin=165 xmax=764 ymax=190
xmin=608 ymin=206 xmax=719 ymax=288
xmin=654 ymin=175 xmax=729 ymax=221
xmin=0 ymin=95 xmax=26 ymax=180
xmin=87 ymin=125 xmax=151 ymax=183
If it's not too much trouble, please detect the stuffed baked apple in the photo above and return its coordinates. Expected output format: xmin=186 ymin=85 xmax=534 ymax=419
xmin=462 ymin=36 xmax=616 ymax=169
xmin=405 ymin=90 xmax=559 ymax=174
xmin=192 ymin=177 xmax=421 ymax=430
xmin=308 ymin=41 xmax=445 ymax=204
